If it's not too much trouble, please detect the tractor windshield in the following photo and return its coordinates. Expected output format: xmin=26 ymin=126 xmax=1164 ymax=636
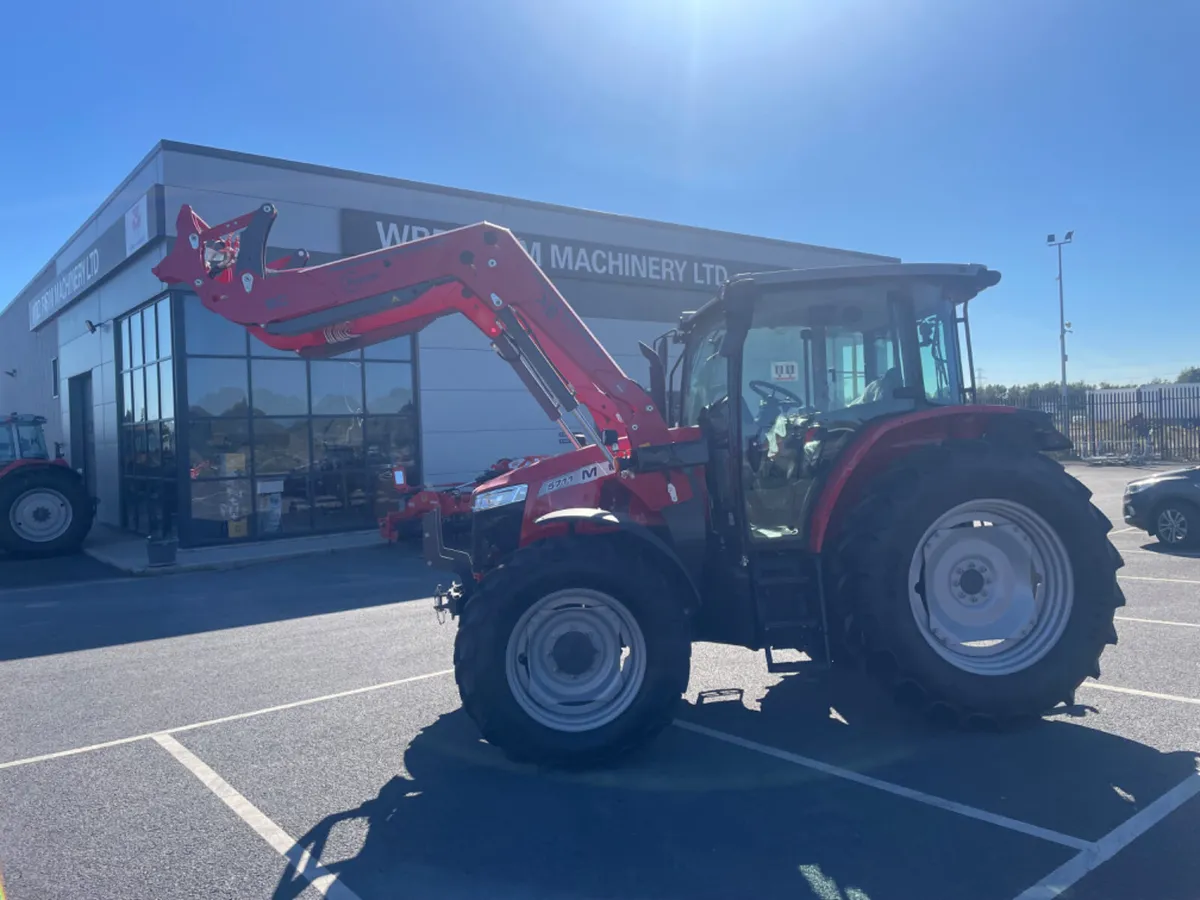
xmin=15 ymin=421 xmax=50 ymax=459
xmin=0 ymin=423 xmax=16 ymax=463
xmin=680 ymin=285 xmax=961 ymax=427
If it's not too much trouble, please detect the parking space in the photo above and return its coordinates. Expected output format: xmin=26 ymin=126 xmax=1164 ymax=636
xmin=2 ymin=464 xmax=1198 ymax=900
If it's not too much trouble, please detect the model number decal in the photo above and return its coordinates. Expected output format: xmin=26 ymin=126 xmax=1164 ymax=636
xmin=537 ymin=461 xmax=616 ymax=497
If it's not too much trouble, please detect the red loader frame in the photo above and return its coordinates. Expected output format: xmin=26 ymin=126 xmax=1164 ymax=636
xmin=152 ymin=203 xmax=701 ymax=551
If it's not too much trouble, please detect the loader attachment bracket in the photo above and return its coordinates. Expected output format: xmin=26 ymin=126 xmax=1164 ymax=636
xmin=422 ymin=507 xmax=471 ymax=579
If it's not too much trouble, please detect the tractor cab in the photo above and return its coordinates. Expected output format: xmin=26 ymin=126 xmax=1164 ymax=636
xmin=672 ymin=264 xmax=994 ymax=536
xmin=649 ymin=264 xmax=1002 ymax=654
xmin=1 ymin=414 xmax=53 ymax=464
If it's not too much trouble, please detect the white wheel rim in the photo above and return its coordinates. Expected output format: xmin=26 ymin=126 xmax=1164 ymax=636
xmin=505 ymin=588 xmax=648 ymax=733
xmin=907 ymin=498 xmax=1074 ymax=677
xmin=9 ymin=488 xmax=73 ymax=543
xmin=1157 ymin=509 xmax=1188 ymax=544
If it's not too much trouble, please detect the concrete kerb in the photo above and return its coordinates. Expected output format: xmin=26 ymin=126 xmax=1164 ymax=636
xmin=82 ymin=528 xmax=403 ymax=576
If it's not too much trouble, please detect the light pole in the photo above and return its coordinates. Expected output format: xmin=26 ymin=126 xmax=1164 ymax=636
xmin=1046 ymin=231 xmax=1074 ymax=403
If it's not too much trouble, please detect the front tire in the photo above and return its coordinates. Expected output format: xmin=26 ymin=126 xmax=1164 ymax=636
xmin=833 ymin=439 xmax=1125 ymax=723
xmin=454 ymin=535 xmax=692 ymax=769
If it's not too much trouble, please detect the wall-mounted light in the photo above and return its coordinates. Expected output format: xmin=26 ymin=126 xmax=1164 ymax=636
xmin=85 ymin=320 xmax=98 ymax=334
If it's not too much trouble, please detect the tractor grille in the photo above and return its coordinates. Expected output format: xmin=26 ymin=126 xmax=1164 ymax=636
xmin=472 ymin=503 xmax=524 ymax=571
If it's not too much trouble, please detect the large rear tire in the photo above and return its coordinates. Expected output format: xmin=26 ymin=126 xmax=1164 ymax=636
xmin=832 ymin=439 xmax=1124 ymax=724
xmin=454 ymin=535 xmax=692 ymax=769
xmin=0 ymin=467 xmax=95 ymax=557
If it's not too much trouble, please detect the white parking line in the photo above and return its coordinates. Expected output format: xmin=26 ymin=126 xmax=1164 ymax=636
xmin=1012 ymin=768 xmax=1200 ymax=899
xmin=673 ymin=720 xmax=1090 ymax=850
xmin=0 ymin=668 xmax=454 ymax=771
xmin=154 ymin=733 xmax=362 ymax=900
xmin=1119 ymin=548 xmax=1200 ymax=558
xmin=1079 ymin=682 xmax=1200 ymax=706
xmin=1116 ymin=615 xmax=1200 ymax=629
xmin=1118 ymin=575 xmax=1200 ymax=585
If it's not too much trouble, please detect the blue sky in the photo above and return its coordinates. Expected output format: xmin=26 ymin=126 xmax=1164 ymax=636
xmin=2 ymin=0 xmax=1196 ymax=386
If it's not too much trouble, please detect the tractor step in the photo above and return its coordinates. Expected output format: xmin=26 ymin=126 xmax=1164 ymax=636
xmin=762 ymin=621 xmax=831 ymax=672
xmin=764 ymin=645 xmax=809 ymax=673
xmin=750 ymin=549 xmax=833 ymax=672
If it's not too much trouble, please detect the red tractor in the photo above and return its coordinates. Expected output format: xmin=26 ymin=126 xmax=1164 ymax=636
xmin=0 ymin=414 xmax=96 ymax=556
xmin=379 ymin=456 xmax=551 ymax=543
xmin=154 ymin=203 xmax=1125 ymax=769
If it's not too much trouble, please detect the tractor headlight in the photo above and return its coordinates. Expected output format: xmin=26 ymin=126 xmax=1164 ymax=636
xmin=473 ymin=484 xmax=528 ymax=512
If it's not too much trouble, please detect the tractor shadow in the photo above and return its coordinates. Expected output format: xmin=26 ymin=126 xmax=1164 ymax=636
xmin=0 ymin=547 xmax=122 ymax=590
xmin=271 ymin=666 xmax=1199 ymax=900
xmin=0 ymin=544 xmax=437 ymax=662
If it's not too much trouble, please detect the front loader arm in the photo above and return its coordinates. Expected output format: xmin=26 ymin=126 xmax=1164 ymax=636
xmin=152 ymin=203 xmax=669 ymax=447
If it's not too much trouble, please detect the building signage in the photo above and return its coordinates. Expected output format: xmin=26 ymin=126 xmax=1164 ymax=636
xmin=341 ymin=209 xmax=776 ymax=293
xmin=26 ymin=185 xmax=164 ymax=330
xmin=28 ymin=248 xmax=105 ymax=330
xmin=125 ymin=194 xmax=150 ymax=257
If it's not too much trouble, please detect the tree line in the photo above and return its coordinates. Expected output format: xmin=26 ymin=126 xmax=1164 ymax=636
xmin=976 ymin=366 xmax=1200 ymax=406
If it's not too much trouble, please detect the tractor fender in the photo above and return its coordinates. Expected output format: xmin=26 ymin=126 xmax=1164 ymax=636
xmin=808 ymin=405 xmax=1071 ymax=554
xmin=533 ymin=508 xmax=702 ymax=610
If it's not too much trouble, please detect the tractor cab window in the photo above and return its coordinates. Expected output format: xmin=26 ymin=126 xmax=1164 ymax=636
xmin=0 ymin=425 xmax=15 ymax=462
xmin=740 ymin=297 xmax=908 ymax=424
xmin=917 ymin=311 xmax=955 ymax=403
xmin=681 ymin=322 xmax=729 ymax=427
xmin=738 ymin=289 xmax=960 ymax=542
xmin=16 ymin=422 xmax=49 ymax=459
xmin=738 ymin=300 xmax=908 ymax=540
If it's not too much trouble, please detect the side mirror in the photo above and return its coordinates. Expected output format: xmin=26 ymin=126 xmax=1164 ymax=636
xmin=638 ymin=341 xmax=668 ymax=416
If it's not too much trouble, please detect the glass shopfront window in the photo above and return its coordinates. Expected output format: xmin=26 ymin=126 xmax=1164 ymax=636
xmin=118 ymin=296 xmax=177 ymax=539
xmin=174 ymin=293 xmax=420 ymax=546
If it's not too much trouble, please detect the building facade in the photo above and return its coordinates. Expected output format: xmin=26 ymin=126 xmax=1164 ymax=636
xmin=0 ymin=141 xmax=897 ymax=548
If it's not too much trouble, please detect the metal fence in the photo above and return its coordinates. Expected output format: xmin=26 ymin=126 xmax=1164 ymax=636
xmin=998 ymin=385 xmax=1200 ymax=463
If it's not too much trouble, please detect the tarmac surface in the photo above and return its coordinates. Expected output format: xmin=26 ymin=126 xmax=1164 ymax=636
xmin=1 ymin=462 xmax=1198 ymax=900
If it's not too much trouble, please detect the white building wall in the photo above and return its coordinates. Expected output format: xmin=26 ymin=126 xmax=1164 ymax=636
xmin=416 ymin=315 xmax=677 ymax=484
xmin=0 ymin=307 xmax=60 ymax=447
xmin=53 ymin=243 xmax=169 ymax=526
xmin=159 ymin=147 xmax=892 ymax=272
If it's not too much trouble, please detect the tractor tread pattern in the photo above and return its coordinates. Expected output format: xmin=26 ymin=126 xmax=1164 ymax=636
xmin=830 ymin=438 xmax=1124 ymax=728
xmin=454 ymin=534 xmax=692 ymax=770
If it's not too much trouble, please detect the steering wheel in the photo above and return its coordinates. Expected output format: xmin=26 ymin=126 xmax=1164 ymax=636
xmin=748 ymin=379 xmax=805 ymax=408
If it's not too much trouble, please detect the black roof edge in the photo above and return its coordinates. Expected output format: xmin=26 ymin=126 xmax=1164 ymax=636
xmin=156 ymin=140 xmax=897 ymax=262
xmin=7 ymin=138 xmax=898 ymax=312
xmin=678 ymin=262 xmax=1001 ymax=328
xmin=4 ymin=142 xmax=164 ymax=311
